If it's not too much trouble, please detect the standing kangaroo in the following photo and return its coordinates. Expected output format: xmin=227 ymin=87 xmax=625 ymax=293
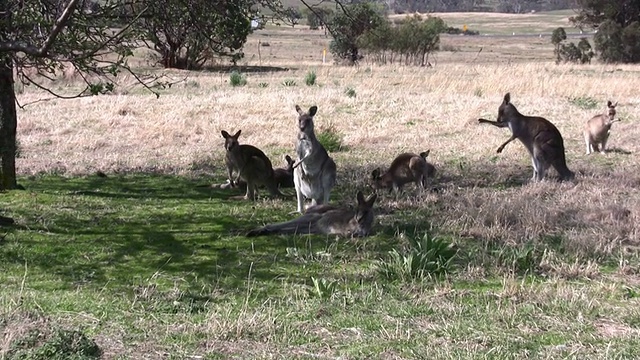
xmin=478 ymin=93 xmax=574 ymax=182
xmin=246 ymin=191 xmax=377 ymax=237
xmin=293 ymin=105 xmax=337 ymax=213
xmin=371 ymin=151 xmax=436 ymax=192
xmin=221 ymin=130 xmax=283 ymax=200
xmin=584 ymin=100 xmax=619 ymax=154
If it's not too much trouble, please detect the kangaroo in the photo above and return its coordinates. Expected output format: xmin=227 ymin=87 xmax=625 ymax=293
xmin=478 ymin=93 xmax=574 ymax=182
xmin=221 ymin=130 xmax=283 ymax=200
xmin=246 ymin=191 xmax=377 ymax=237
xmin=584 ymin=100 xmax=619 ymax=154
xmin=219 ymin=154 xmax=295 ymax=190
xmin=273 ymin=155 xmax=295 ymax=188
xmin=293 ymin=105 xmax=337 ymax=213
xmin=371 ymin=151 xmax=436 ymax=192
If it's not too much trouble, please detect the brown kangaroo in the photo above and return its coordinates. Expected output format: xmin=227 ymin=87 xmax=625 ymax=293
xmin=478 ymin=93 xmax=574 ymax=182
xmin=371 ymin=151 xmax=436 ymax=192
xmin=584 ymin=100 xmax=619 ymax=154
xmin=221 ymin=130 xmax=283 ymax=200
xmin=246 ymin=191 xmax=377 ymax=237
xmin=219 ymin=154 xmax=295 ymax=190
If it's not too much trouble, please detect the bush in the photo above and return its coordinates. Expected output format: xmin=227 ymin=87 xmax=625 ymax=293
xmin=316 ymin=125 xmax=345 ymax=152
xmin=305 ymin=70 xmax=317 ymax=86
xmin=376 ymin=232 xmax=457 ymax=281
xmin=229 ymin=71 xmax=247 ymax=87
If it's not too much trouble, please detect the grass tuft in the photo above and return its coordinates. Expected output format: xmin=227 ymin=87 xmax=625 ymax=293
xmin=305 ymin=70 xmax=317 ymax=86
xmin=316 ymin=124 xmax=345 ymax=152
xmin=229 ymin=71 xmax=247 ymax=87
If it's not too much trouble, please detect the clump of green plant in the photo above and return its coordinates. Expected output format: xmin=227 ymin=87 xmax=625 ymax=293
xmin=569 ymin=96 xmax=598 ymax=110
xmin=257 ymin=82 xmax=269 ymax=88
xmin=376 ymin=232 xmax=457 ymax=281
xmin=229 ymin=70 xmax=247 ymax=87
xmin=305 ymin=70 xmax=317 ymax=86
xmin=345 ymin=87 xmax=356 ymax=98
xmin=8 ymin=328 xmax=102 ymax=360
xmin=317 ymin=124 xmax=345 ymax=152
xmin=282 ymin=79 xmax=297 ymax=86
xmin=474 ymin=87 xmax=484 ymax=97
xmin=493 ymin=242 xmax=541 ymax=275
xmin=308 ymin=277 xmax=339 ymax=299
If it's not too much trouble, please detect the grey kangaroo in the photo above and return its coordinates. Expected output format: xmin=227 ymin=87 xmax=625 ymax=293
xmin=584 ymin=100 xmax=619 ymax=154
xmin=371 ymin=151 xmax=436 ymax=192
xmin=221 ymin=130 xmax=283 ymax=200
xmin=246 ymin=191 xmax=377 ymax=237
xmin=293 ymin=105 xmax=337 ymax=213
xmin=478 ymin=93 xmax=574 ymax=182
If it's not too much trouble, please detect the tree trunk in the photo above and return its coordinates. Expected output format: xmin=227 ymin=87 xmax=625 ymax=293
xmin=0 ymin=55 xmax=18 ymax=190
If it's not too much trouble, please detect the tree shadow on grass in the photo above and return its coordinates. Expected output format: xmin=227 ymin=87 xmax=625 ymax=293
xmin=201 ymin=65 xmax=293 ymax=73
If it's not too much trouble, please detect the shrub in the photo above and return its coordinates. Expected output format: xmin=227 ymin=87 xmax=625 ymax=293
xmin=376 ymin=232 xmax=457 ymax=281
xmin=229 ymin=71 xmax=247 ymax=87
xmin=305 ymin=70 xmax=317 ymax=86
xmin=345 ymin=87 xmax=356 ymax=98
xmin=316 ymin=125 xmax=345 ymax=152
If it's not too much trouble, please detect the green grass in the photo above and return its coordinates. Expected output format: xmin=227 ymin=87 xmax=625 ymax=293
xmin=2 ymin=175 xmax=640 ymax=358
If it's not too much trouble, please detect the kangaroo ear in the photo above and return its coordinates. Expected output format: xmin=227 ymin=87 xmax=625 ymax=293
xmin=309 ymin=106 xmax=318 ymax=117
xmin=420 ymin=150 xmax=430 ymax=158
xmin=295 ymin=105 xmax=303 ymax=115
xmin=221 ymin=130 xmax=230 ymax=138
xmin=613 ymin=101 xmax=618 ymax=107
xmin=503 ymin=92 xmax=511 ymax=105
xmin=356 ymin=191 xmax=365 ymax=205
xmin=285 ymin=155 xmax=293 ymax=163
xmin=365 ymin=193 xmax=378 ymax=207
xmin=233 ymin=130 xmax=242 ymax=138
xmin=607 ymin=100 xmax=612 ymax=107
xmin=371 ymin=168 xmax=380 ymax=179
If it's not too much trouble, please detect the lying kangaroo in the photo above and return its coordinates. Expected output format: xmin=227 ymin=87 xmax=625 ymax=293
xmin=293 ymin=105 xmax=337 ymax=213
xmin=478 ymin=93 xmax=574 ymax=182
xmin=584 ymin=100 xmax=619 ymax=154
xmin=246 ymin=191 xmax=377 ymax=237
xmin=219 ymin=154 xmax=295 ymax=190
xmin=221 ymin=130 xmax=283 ymax=200
xmin=371 ymin=151 xmax=436 ymax=192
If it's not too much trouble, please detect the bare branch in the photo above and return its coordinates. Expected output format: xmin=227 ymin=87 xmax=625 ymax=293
xmin=39 ymin=0 xmax=82 ymax=56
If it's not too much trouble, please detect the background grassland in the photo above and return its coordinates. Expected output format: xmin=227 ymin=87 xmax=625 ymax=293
xmin=2 ymin=11 xmax=640 ymax=360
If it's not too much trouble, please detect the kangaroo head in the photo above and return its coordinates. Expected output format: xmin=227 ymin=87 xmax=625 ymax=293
xmin=295 ymin=105 xmax=318 ymax=133
xmin=354 ymin=191 xmax=378 ymax=237
xmin=496 ymin=92 xmax=518 ymax=127
xmin=284 ymin=155 xmax=294 ymax=170
xmin=221 ymin=130 xmax=241 ymax=152
xmin=606 ymin=100 xmax=618 ymax=123
xmin=370 ymin=168 xmax=387 ymax=189
xmin=419 ymin=150 xmax=430 ymax=159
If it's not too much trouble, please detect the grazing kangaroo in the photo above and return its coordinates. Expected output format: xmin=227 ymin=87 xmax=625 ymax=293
xmin=478 ymin=93 xmax=575 ymax=182
xmin=246 ymin=191 xmax=377 ymax=237
xmin=293 ymin=105 xmax=337 ymax=213
xmin=371 ymin=151 xmax=436 ymax=192
xmin=219 ymin=154 xmax=295 ymax=190
xmin=221 ymin=130 xmax=283 ymax=200
xmin=584 ymin=100 xmax=619 ymax=154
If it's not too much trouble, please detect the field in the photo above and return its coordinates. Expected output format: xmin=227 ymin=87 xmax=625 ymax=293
xmin=2 ymin=11 xmax=640 ymax=360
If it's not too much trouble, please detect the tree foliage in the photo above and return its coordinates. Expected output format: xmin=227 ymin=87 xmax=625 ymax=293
xmin=572 ymin=0 xmax=640 ymax=63
xmin=134 ymin=0 xmax=283 ymax=69
xmin=302 ymin=6 xmax=334 ymax=30
xmin=359 ymin=14 xmax=446 ymax=65
xmin=0 ymin=0 xmax=155 ymax=190
xmin=327 ymin=2 xmax=387 ymax=64
xmin=551 ymin=27 xmax=593 ymax=64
